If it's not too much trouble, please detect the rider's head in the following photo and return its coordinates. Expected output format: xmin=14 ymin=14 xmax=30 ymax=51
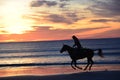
xmin=72 ymin=35 xmax=76 ymax=39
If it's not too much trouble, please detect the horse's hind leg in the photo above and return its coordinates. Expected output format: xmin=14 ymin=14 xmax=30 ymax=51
xmin=84 ymin=59 xmax=90 ymax=70
xmin=74 ymin=60 xmax=82 ymax=70
xmin=89 ymin=58 xmax=94 ymax=70
xmin=71 ymin=60 xmax=76 ymax=70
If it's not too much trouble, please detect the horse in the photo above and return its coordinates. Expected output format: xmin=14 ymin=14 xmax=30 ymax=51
xmin=60 ymin=44 xmax=103 ymax=70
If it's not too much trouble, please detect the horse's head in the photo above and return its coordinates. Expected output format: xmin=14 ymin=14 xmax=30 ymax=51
xmin=60 ymin=44 xmax=67 ymax=53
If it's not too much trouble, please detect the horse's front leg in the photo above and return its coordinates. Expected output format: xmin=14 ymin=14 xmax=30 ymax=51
xmin=71 ymin=60 xmax=76 ymax=70
xmin=84 ymin=58 xmax=90 ymax=70
xmin=74 ymin=60 xmax=82 ymax=70
xmin=88 ymin=58 xmax=94 ymax=70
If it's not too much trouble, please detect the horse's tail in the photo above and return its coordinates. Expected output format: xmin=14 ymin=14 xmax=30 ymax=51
xmin=94 ymin=49 xmax=104 ymax=58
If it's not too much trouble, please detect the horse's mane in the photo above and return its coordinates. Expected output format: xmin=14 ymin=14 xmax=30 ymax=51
xmin=64 ymin=45 xmax=89 ymax=50
xmin=64 ymin=45 xmax=73 ymax=48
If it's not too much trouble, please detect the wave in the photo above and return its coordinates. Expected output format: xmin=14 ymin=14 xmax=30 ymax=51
xmin=0 ymin=54 xmax=67 ymax=59
xmin=0 ymin=49 xmax=59 ymax=53
xmin=0 ymin=62 xmax=119 ymax=68
xmin=0 ymin=48 xmax=120 ymax=54
xmin=0 ymin=53 xmax=119 ymax=59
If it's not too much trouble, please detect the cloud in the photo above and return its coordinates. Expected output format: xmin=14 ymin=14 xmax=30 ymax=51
xmin=30 ymin=26 xmax=109 ymax=38
xmin=0 ymin=26 xmax=84 ymax=41
xmin=59 ymin=3 xmax=68 ymax=8
xmin=30 ymin=0 xmax=71 ymax=9
xmin=29 ymin=0 xmax=85 ymax=24
xmin=24 ymin=11 xmax=83 ymax=24
xmin=0 ymin=26 xmax=114 ymax=41
xmin=92 ymin=29 xmax=120 ymax=38
xmin=31 ymin=26 xmax=110 ymax=35
xmin=87 ymin=0 xmax=120 ymax=17
xmin=0 ymin=30 xmax=8 ymax=33
xmin=46 ymin=14 xmax=71 ymax=24
xmin=31 ymin=0 xmax=57 ymax=7
xmin=25 ymin=26 xmax=111 ymax=40
xmin=0 ymin=27 xmax=9 ymax=34
xmin=59 ymin=0 xmax=71 ymax=8
xmin=91 ymin=19 xmax=120 ymax=23
xmin=104 ymin=29 xmax=120 ymax=34
xmin=45 ymin=13 xmax=85 ymax=24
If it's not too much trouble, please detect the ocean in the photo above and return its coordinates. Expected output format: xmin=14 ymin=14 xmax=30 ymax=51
xmin=0 ymin=38 xmax=120 ymax=68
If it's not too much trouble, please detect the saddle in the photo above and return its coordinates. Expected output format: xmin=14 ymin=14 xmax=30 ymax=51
xmin=74 ymin=47 xmax=91 ymax=53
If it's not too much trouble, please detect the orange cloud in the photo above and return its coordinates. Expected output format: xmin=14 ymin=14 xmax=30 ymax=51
xmin=1 ymin=26 xmax=117 ymax=42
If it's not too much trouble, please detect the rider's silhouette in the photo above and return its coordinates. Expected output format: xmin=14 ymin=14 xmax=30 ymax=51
xmin=72 ymin=35 xmax=82 ymax=49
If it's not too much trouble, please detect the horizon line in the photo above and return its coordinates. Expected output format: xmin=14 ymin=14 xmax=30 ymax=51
xmin=0 ymin=37 xmax=120 ymax=43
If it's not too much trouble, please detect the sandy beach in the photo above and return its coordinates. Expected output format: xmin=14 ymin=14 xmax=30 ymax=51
xmin=0 ymin=64 xmax=120 ymax=80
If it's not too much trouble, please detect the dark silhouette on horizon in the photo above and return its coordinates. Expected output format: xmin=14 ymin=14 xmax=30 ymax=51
xmin=60 ymin=44 xmax=103 ymax=70
xmin=72 ymin=35 xmax=82 ymax=49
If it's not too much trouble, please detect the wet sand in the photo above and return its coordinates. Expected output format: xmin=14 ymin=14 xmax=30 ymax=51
xmin=0 ymin=64 xmax=120 ymax=80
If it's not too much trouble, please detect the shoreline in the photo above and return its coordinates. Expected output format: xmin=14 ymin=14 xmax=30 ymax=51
xmin=0 ymin=64 xmax=120 ymax=80
xmin=0 ymin=71 xmax=119 ymax=80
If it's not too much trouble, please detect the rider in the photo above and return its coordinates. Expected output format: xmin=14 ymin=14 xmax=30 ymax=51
xmin=72 ymin=35 xmax=83 ymax=49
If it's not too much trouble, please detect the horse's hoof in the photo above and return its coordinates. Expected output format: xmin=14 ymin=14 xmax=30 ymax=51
xmin=72 ymin=67 xmax=76 ymax=70
xmin=79 ymin=67 xmax=82 ymax=70
xmin=84 ymin=68 xmax=86 ymax=70
xmin=73 ymin=68 xmax=76 ymax=70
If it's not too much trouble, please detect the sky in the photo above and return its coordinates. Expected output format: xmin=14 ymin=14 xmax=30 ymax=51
xmin=0 ymin=0 xmax=120 ymax=42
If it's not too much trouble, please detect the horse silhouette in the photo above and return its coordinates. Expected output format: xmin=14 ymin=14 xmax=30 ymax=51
xmin=60 ymin=44 xmax=103 ymax=70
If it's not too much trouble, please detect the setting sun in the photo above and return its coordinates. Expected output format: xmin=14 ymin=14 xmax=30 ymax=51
xmin=0 ymin=0 xmax=32 ymax=34
xmin=4 ymin=25 xmax=33 ymax=34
